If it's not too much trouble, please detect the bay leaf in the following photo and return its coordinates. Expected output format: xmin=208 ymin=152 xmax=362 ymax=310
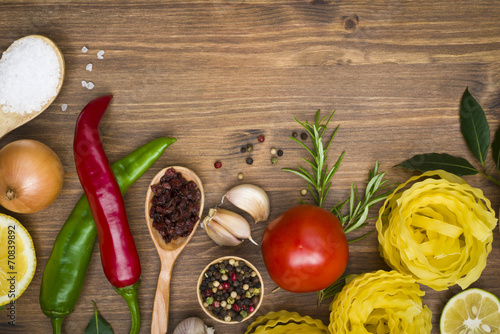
xmin=85 ymin=301 xmax=114 ymax=334
xmin=396 ymin=153 xmax=478 ymax=176
xmin=491 ymin=125 xmax=500 ymax=173
xmin=460 ymin=88 xmax=490 ymax=165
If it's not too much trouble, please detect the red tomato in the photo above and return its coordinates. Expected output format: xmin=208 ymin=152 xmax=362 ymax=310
xmin=261 ymin=204 xmax=348 ymax=293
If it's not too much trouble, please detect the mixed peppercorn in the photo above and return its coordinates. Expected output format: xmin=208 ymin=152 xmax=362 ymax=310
xmin=200 ymin=258 xmax=262 ymax=322
xmin=149 ymin=168 xmax=201 ymax=243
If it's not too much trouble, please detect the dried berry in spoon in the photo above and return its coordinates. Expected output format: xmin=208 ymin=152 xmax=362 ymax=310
xmin=149 ymin=167 xmax=201 ymax=243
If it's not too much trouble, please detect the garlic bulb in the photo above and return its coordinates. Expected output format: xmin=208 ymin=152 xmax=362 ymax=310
xmin=224 ymin=184 xmax=270 ymax=223
xmin=173 ymin=317 xmax=214 ymax=334
xmin=202 ymin=208 xmax=257 ymax=246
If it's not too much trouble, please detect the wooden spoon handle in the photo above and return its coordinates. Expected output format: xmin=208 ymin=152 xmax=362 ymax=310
xmin=151 ymin=264 xmax=174 ymax=334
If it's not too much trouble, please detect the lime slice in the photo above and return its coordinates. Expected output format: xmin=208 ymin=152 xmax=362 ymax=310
xmin=0 ymin=213 xmax=36 ymax=306
xmin=440 ymin=288 xmax=500 ymax=334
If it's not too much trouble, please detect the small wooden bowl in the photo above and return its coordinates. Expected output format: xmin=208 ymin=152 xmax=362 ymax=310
xmin=197 ymin=256 xmax=264 ymax=324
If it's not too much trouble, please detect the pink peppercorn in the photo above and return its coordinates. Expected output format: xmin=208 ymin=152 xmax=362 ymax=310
xmin=232 ymin=304 xmax=240 ymax=312
xmin=249 ymin=306 xmax=255 ymax=313
xmin=213 ymin=300 xmax=220 ymax=308
xmin=214 ymin=161 xmax=222 ymax=169
xmin=222 ymin=282 xmax=230 ymax=290
xmin=258 ymin=135 xmax=265 ymax=142
xmin=231 ymin=273 xmax=238 ymax=281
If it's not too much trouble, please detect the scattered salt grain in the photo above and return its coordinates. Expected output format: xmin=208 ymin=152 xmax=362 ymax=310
xmin=81 ymin=46 xmax=88 ymax=53
xmin=0 ymin=36 xmax=61 ymax=115
xmin=61 ymin=104 xmax=67 ymax=111
xmin=86 ymin=81 xmax=94 ymax=90
xmin=86 ymin=63 xmax=93 ymax=71
xmin=97 ymin=50 xmax=105 ymax=59
xmin=81 ymin=80 xmax=87 ymax=87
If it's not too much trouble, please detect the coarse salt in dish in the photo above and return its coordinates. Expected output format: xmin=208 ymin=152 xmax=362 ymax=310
xmin=0 ymin=36 xmax=61 ymax=115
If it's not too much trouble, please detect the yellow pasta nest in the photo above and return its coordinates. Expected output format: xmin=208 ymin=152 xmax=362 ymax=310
xmin=376 ymin=170 xmax=497 ymax=290
xmin=328 ymin=270 xmax=432 ymax=334
xmin=245 ymin=310 xmax=328 ymax=334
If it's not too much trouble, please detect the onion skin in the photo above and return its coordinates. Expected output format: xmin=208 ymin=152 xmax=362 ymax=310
xmin=0 ymin=139 xmax=64 ymax=213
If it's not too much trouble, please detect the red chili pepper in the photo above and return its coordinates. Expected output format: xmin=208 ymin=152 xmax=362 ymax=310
xmin=73 ymin=95 xmax=141 ymax=334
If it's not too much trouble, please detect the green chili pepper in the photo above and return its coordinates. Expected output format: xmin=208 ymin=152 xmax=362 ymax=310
xmin=40 ymin=137 xmax=176 ymax=334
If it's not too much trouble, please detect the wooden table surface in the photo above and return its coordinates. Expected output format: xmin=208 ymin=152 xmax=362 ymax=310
xmin=1 ymin=1 xmax=499 ymax=333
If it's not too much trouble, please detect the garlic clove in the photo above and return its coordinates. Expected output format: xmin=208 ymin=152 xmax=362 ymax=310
xmin=173 ymin=317 xmax=213 ymax=334
xmin=224 ymin=184 xmax=270 ymax=223
xmin=211 ymin=208 xmax=258 ymax=245
xmin=205 ymin=218 xmax=243 ymax=246
xmin=212 ymin=208 xmax=250 ymax=239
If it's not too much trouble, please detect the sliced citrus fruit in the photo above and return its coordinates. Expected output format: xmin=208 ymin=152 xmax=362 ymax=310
xmin=440 ymin=288 xmax=500 ymax=334
xmin=0 ymin=213 xmax=36 ymax=306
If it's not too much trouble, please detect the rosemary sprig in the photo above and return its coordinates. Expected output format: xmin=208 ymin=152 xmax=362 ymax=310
xmin=282 ymin=110 xmax=345 ymax=208
xmin=316 ymin=275 xmax=348 ymax=308
xmin=332 ymin=162 xmax=395 ymax=235
xmin=283 ymin=109 xmax=395 ymax=306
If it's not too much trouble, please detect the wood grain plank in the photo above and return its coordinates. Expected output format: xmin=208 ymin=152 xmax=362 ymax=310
xmin=0 ymin=1 xmax=499 ymax=333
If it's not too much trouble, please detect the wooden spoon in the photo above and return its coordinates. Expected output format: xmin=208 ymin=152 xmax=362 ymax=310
xmin=145 ymin=166 xmax=205 ymax=334
xmin=0 ymin=35 xmax=65 ymax=139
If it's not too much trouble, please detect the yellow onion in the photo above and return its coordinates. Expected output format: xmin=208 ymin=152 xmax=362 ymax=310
xmin=0 ymin=139 xmax=64 ymax=213
xmin=328 ymin=270 xmax=432 ymax=334
xmin=376 ymin=170 xmax=497 ymax=291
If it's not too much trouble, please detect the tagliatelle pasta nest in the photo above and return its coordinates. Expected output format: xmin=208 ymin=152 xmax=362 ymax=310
xmin=245 ymin=310 xmax=329 ymax=334
xmin=376 ymin=170 xmax=497 ymax=290
xmin=328 ymin=270 xmax=432 ymax=334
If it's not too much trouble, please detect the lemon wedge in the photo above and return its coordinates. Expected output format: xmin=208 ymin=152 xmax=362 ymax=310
xmin=440 ymin=288 xmax=500 ymax=333
xmin=0 ymin=213 xmax=36 ymax=306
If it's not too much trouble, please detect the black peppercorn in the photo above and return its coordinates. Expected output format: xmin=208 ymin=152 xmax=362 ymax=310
xmin=301 ymin=132 xmax=308 ymax=140
xmin=246 ymin=157 xmax=253 ymax=165
xmin=200 ymin=258 xmax=262 ymax=322
xmin=240 ymin=146 xmax=247 ymax=153
xmin=277 ymin=149 xmax=283 ymax=157
xmin=292 ymin=131 xmax=298 ymax=138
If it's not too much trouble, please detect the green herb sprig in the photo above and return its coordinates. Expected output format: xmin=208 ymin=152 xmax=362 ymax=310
xmin=332 ymin=162 xmax=394 ymax=236
xmin=282 ymin=110 xmax=344 ymax=208
xmin=283 ymin=109 xmax=394 ymax=305
xmin=398 ymin=88 xmax=500 ymax=185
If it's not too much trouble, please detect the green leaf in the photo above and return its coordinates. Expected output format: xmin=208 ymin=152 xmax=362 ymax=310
xmin=396 ymin=153 xmax=479 ymax=176
xmin=460 ymin=88 xmax=490 ymax=165
xmin=281 ymin=168 xmax=316 ymax=186
xmin=85 ymin=301 xmax=114 ymax=334
xmin=491 ymin=125 xmax=500 ymax=174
